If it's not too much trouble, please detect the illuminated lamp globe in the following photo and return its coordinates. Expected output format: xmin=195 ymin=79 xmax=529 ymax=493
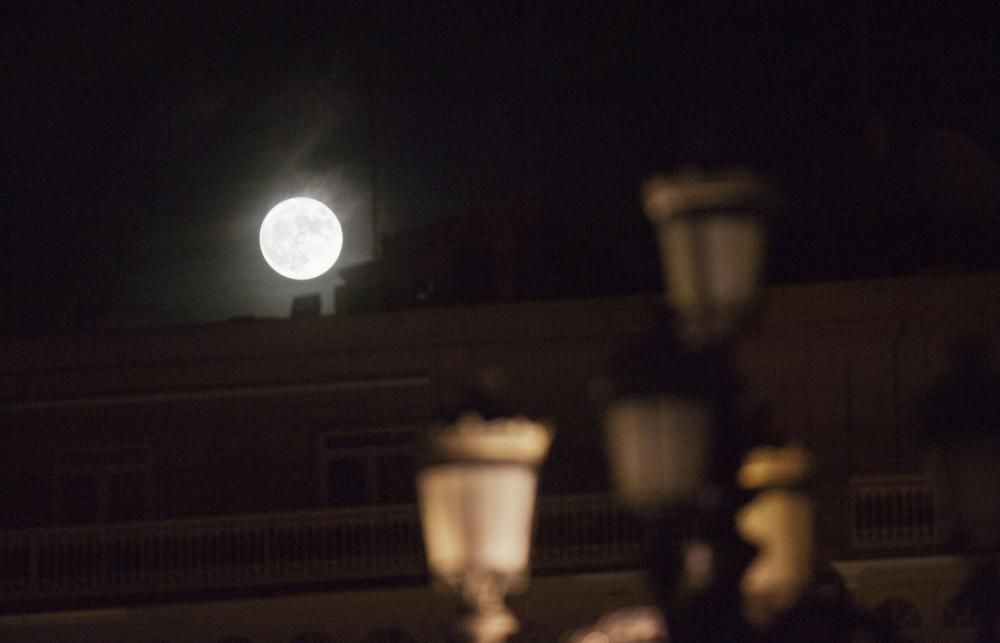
xmin=417 ymin=413 xmax=553 ymax=643
xmin=259 ymin=197 xmax=343 ymax=280
xmin=643 ymin=169 xmax=779 ymax=344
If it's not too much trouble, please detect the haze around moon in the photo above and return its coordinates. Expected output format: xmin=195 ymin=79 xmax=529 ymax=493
xmin=259 ymin=197 xmax=343 ymax=280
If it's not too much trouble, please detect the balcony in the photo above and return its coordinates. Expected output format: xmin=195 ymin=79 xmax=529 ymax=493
xmin=0 ymin=494 xmax=642 ymax=607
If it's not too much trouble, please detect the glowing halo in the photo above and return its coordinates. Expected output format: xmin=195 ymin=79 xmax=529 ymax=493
xmin=259 ymin=197 xmax=343 ymax=280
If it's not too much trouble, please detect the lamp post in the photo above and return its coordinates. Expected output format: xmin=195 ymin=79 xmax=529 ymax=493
xmin=601 ymin=311 xmax=759 ymax=642
xmin=416 ymin=411 xmax=552 ymax=643
xmin=601 ymin=168 xmax=802 ymax=642
xmin=642 ymin=168 xmax=777 ymax=347
xmin=596 ymin=167 xmax=907 ymax=642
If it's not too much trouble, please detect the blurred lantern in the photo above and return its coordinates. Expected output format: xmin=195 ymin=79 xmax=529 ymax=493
xmin=735 ymin=445 xmax=815 ymax=628
xmin=600 ymin=314 xmax=733 ymax=511
xmin=643 ymin=169 xmax=779 ymax=346
xmin=605 ymin=396 xmax=714 ymax=507
xmin=417 ymin=412 xmax=552 ymax=643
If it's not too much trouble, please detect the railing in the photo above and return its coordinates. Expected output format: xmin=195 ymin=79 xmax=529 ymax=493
xmin=534 ymin=494 xmax=644 ymax=570
xmin=851 ymin=475 xmax=945 ymax=550
xmin=0 ymin=494 xmax=642 ymax=603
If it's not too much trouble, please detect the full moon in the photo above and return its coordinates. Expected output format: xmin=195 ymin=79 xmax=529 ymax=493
xmin=259 ymin=197 xmax=343 ymax=280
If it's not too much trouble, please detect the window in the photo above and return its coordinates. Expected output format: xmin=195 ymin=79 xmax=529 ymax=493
xmin=320 ymin=428 xmax=418 ymax=507
xmin=54 ymin=446 xmax=151 ymax=525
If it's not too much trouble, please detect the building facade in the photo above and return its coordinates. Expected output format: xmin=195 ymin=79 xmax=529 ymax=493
xmin=1 ymin=271 xmax=998 ymax=641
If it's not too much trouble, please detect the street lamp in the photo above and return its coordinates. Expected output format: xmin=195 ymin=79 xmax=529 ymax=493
xmin=417 ymin=412 xmax=552 ymax=643
xmin=599 ymin=168 xmax=787 ymax=641
xmin=601 ymin=316 xmax=735 ymax=512
xmin=642 ymin=168 xmax=778 ymax=346
xmin=604 ymin=394 xmax=714 ymax=508
xmin=604 ymin=167 xmax=778 ymax=513
xmin=600 ymin=316 xmax=756 ymax=642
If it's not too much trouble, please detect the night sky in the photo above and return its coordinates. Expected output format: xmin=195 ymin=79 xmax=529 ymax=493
xmin=3 ymin=2 xmax=1000 ymax=334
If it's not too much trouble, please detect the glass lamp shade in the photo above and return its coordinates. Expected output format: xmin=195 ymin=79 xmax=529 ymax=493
xmin=604 ymin=396 xmax=713 ymax=507
xmin=643 ymin=171 xmax=777 ymax=343
xmin=418 ymin=463 xmax=539 ymax=582
xmin=417 ymin=414 xmax=552 ymax=587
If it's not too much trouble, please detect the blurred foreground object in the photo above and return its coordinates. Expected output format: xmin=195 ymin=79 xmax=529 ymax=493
xmin=601 ymin=167 xmax=841 ymax=641
xmin=736 ymin=445 xmax=814 ymax=627
xmin=643 ymin=168 xmax=779 ymax=346
xmin=417 ymin=412 xmax=552 ymax=643
xmin=604 ymin=393 xmax=714 ymax=508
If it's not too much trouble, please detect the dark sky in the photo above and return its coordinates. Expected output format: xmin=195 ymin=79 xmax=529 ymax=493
xmin=3 ymin=2 xmax=1000 ymax=334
